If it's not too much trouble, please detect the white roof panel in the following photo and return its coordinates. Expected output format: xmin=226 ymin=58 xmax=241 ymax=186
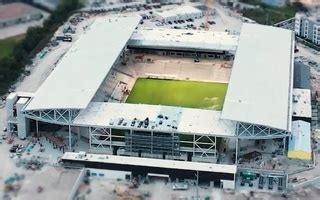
xmin=288 ymin=120 xmax=311 ymax=152
xmin=155 ymin=5 xmax=202 ymax=19
xmin=74 ymin=102 xmax=236 ymax=136
xmin=129 ymin=28 xmax=239 ymax=53
xmin=25 ymin=16 xmax=141 ymax=111
xmin=221 ymin=23 xmax=294 ymax=131
xmin=292 ymin=88 xmax=311 ymax=119
xmin=62 ymin=152 xmax=237 ymax=174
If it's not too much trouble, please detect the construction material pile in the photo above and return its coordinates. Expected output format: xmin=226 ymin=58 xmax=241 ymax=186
xmin=3 ymin=173 xmax=25 ymax=199
xmin=20 ymin=156 xmax=45 ymax=170
xmin=114 ymin=185 xmax=144 ymax=200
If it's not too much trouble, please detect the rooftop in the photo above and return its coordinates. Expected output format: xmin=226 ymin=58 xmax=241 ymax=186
xmin=0 ymin=2 xmax=41 ymax=21
xmin=25 ymin=16 xmax=141 ymax=111
xmin=294 ymin=61 xmax=310 ymax=90
xmin=221 ymin=23 xmax=294 ymax=131
xmin=73 ymin=102 xmax=236 ymax=136
xmin=62 ymin=152 xmax=237 ymax=174
xmin=288 ymin=120 xmax=311 ymax=153
xmin=154 ymin=5 xmax=202 ymax=18
xmin=129 ymin=28 xmax=239 ymax=53
xmin=292 ymin=88 xmax=312 ymax=119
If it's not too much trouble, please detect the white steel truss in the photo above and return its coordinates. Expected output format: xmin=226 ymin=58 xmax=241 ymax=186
xmin=24 ymin=109 xmax=80 ymax=124
xmin=192 ymin=135 xmax=217 ymax=158
xmin=236 ymin=122 xmax=288 ymax=139
xmin=124 ymin=130 xmax=180 ymax=157
xmin=89 ymin=127 xmax=112 ymax=150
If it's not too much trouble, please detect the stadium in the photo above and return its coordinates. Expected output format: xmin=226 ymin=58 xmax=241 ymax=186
xmin=6 ymin=16 xmax=309 ymax=190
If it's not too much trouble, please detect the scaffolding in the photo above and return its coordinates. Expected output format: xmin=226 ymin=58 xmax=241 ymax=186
xmin=125 ymin=130 xmax=180 ymax=157
xmin=236 ymin=122 xmax=289 ymax=139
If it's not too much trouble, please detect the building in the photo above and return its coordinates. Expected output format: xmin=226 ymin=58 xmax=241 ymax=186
xmin=62 ymin=152 xmax=237 ymax=187
xmin=153 ymin=5 xmax=204 ymax=23
xmin=288 ymin=120 xmax=312 ymax=160
xmin=128 ymin=27 xmax=239 ymax=57
xmin=6 ymin=16 xmax=299 ymax=189
xmin=295 ymin=11 xmax=320 ymax=45
xmin=292 ymin=88 xmax=312 ymax=122
xmin=292 ymin=62 xmax=311 ymax=123
xmin=0 ymin=2 xmax=43 ymax=29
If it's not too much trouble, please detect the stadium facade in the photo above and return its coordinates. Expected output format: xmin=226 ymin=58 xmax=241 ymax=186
xmin=6 ymin=16 xmax=309 ymax=189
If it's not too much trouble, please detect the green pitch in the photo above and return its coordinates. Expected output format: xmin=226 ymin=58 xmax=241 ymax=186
xmin=126 ymin=78 xmax=227 ymax=110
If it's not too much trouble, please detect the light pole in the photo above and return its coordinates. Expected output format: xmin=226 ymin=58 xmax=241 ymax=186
xmin=195 ymin=171 xmax=199 ymax=200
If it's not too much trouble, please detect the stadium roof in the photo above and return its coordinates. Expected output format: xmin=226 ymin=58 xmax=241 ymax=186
xmin=288 ymin=120 xmax=311 ymax=153
xmin=74 ymin=102 xmax=236 ymax=136
xmin=62 ymin=152 xmax=237 ymax=174
xmin=221 ymin=23 xmax=294 ymax=131
xmin=128 ymin=28 xmax=239 ymax=53
xmin=292 ymin=88 xmax=312 ymax=119
xmin=25 ymin=16 xmax=141 ymax=111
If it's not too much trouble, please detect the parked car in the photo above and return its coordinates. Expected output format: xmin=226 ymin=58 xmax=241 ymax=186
xmin=155 ymin=22 xmax=163 ymax=26
xmin=172 ymin=183 xmax=188 ymax=190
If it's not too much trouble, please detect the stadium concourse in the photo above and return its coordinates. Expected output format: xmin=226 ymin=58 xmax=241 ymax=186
xmin=5 ymin=15 xmax=310 ymax=190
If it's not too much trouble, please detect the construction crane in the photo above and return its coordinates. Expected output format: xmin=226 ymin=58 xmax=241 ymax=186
xmin=204 ymin=0 xmax=214 ymax=31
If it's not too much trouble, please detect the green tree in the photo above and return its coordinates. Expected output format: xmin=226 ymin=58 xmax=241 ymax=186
xmin=0 ymin=0 xmax=83 ymax=95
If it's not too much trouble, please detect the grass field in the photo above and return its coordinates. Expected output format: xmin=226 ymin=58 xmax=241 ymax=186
xmin=126 ymin=78 xmax=228 ymax=110
xmin=0 ymin=35 xmax=25 ymax=60
xmin=242 ymin=4 xmax=297 ymax=25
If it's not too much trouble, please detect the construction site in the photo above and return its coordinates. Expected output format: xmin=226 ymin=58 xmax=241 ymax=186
xmin=1 ymin=1 xmax=320 ymax=200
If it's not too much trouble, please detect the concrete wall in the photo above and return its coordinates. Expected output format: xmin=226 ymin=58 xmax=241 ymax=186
xmin=6 ymin=93 xmax=17 ymax=121
xmin=16 ymin=98 xmax=30 ymax=139
xmin=221 ymin=179 xmax=236 ymax=189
